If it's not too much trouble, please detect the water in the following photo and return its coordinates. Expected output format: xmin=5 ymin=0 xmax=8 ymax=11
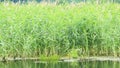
xmin=1 ymin=60 xmax=120 ymax=68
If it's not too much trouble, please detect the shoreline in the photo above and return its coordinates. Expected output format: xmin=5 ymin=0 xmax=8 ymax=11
xmin=1 ymin=56 xmax=120 ymax=62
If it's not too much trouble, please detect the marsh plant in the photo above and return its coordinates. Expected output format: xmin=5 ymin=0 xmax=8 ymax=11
xmin=40 ymin=54 xmax=60 ymax=61
xmin=0 ymin=3 xmax=120 ymax=58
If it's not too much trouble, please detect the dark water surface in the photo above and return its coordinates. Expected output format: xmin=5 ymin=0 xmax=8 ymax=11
xmin=1 ymin=60 xmax=120 ymax=68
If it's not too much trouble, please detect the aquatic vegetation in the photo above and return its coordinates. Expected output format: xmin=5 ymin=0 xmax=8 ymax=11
xmin=68 ymin=49 xmax=79 ymax=58
xmin=40 ymin=54 xmax=60 ymax=61
xmin=0 ymin=3 xmax=120 ymax=57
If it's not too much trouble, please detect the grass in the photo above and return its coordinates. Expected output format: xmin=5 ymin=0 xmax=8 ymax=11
xmin=0 ymin=3 xmax=120 ymax=58
xmin=40 ymin=54 xmax=60 ymax=61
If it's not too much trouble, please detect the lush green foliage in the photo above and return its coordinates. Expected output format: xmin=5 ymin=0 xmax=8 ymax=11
xmin=40 ymin=54 xmax=60 ymax=61
xmin=0 ymin=3 xmax=120 ymax=57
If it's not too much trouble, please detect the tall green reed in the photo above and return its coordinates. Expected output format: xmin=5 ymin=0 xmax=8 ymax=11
xmin=0 ymin=3 xmax=120 ymax=57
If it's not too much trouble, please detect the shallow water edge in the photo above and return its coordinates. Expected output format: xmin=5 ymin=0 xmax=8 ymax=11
xmin=1 ymin=57 xmax=120 ymax=62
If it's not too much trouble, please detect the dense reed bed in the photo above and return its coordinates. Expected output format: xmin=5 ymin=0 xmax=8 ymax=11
xmin=0 ymin=3 xmax=120 ymax=57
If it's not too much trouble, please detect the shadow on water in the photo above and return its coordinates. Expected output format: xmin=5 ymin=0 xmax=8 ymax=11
xmin=1 ymin=60 xmax=120 ymax=68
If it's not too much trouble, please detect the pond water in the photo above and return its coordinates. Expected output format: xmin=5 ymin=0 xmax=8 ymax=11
xmin=1 ymin=60 xmax=120 ymax=68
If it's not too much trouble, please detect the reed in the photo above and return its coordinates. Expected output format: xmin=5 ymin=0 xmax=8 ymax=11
xmin=0 ymin=3 xmax=120 ymax=57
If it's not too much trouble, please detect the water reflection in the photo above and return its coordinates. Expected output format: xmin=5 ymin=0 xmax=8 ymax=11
xmin=1 ymin=60 xmax=120 ymax=68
